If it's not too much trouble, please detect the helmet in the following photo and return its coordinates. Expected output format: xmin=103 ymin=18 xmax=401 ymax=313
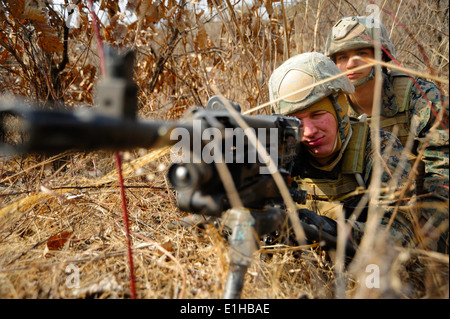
xmin=269 ymin=52 xmax=354 ymax=115
xmin=325 ymin=16 xmax=396 ymax=61
xmin=269 ymin=52 xmax=355 ymax=171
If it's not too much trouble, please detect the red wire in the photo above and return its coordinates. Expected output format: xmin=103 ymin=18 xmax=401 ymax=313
xmin=115 ymin=153 xmax=137 ymax=299
xmin=86 ymin=0 xmax=137 ymax=299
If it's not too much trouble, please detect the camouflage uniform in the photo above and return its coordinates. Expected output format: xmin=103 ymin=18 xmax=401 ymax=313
xmin=269 ymin=52 xmax=417 ymax=248
xmin=325 ymin=16 xmax=449 ymax=253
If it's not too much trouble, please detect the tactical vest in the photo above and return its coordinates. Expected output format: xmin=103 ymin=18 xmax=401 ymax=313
xmin=349 ymin=70 xmax=414 ymax=145
xmin=379 ymin=70 xmax=415 ymax=146
xmin=367 ymin=71 xmax=425 ymax=193
xmin=293 ymin=121 xmax=370 ymax=220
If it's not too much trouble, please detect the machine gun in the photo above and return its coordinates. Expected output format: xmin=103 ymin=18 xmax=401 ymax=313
xmin=0 ymin=49 xmax=355 ymax=298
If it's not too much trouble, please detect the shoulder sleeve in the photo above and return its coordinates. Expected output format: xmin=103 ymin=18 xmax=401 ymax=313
xmin=409 ymin=78 xmax=447 ymax=136
xmin=409 ymin=78 xmax=449 ymax=227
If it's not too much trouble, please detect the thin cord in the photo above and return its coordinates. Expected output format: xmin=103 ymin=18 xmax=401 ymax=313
xmin=115 ymin=153 xmax=137 ymax=299
xmin=87 ymin=0 xmax=136 ymax=299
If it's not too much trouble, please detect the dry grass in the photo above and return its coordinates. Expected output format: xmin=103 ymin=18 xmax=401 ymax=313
xmin=0 ymin=149 xmax=336 ymax=299
xmin=1 ymin=148 xmax=447 ymax=299
xmin=0 ymin=0 xmax=448 ymax=299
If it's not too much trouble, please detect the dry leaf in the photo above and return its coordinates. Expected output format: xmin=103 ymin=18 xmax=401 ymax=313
xmin=156 ymin=240 xmax=174 ymax=258
xmin=263 ymin=0 xmax=274 ymax=16
xmin=99 ymin=0 xmax=120 ymax=16
xmin=46 ymin=231 xmax=73 ymax=250
xmin=22 ymin=0 xmax=46 ymax=22
xmin=136 ymin=0 xmax=161 ymax=23
xmin=0 ymin=50 xmax=9 ymax=64
xmin=4 ymin=0 xmax=24 ymax=19
xmin=126 ymin=0 xmax=139 ymax=12
xmin=33 ymin=20 xmax=63 ymax=53
xmin=196 ymin=23 xmax=209 ymax=50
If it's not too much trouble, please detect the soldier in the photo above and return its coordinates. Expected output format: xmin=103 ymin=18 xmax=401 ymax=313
xmin=325 ymin=16 xmax=449 ymax=253
xmin=268 ymin=52 xmax=416 ymax=250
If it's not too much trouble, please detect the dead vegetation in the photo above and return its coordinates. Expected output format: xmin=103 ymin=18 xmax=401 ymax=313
xmin=0 ymin=0 xmax=448 ymax=299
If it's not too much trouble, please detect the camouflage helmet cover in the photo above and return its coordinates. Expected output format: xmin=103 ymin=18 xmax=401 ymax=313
xmin=269 ymin=52 xmax=354 ymax=115
xmin=325 ymin=16 xmax=396 ymax=60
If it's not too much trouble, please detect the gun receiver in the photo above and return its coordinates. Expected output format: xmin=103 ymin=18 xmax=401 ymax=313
xmin=0 ymin=95 xmax=303 ymax=214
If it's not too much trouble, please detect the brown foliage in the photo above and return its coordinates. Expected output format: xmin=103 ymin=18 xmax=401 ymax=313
xmin=0 ymin=0 xmax=448 ymax=299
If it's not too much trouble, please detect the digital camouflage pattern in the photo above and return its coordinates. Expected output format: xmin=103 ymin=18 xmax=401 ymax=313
xmin=269 ymin=52 xmax=418 ymax=249
xmin=348 ymin=72 xmax=449 ymax=252
xmin=292 ymin=125 xmax=416 ymax=248
xmin=325 ymin=15 xmax=449 ymax=252
xmin=325 ymin=16 xmax=395 ymax=88
xmin=348 ymin=72 xmax=449 ymax=205
xmin=352 ymin=129 xmax=417 ymax=247
xmin=325 ymin=16 xmax=396 ymax=61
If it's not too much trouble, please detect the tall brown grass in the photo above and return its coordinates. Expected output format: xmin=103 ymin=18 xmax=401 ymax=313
xmin=0 ymin=0 xmax=448 ymax=299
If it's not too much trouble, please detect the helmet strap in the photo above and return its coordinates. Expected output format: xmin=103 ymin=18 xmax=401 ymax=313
xmin=352 ymin=67 xmax=375 ymax=88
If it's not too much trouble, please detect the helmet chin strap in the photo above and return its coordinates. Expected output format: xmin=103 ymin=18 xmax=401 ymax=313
xmin=351 ymin=67 xmax=375 ymax=88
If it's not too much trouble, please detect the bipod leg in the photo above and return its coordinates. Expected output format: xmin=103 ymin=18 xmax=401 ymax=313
xmin=222 ymin=208 xmax=258 ymax=299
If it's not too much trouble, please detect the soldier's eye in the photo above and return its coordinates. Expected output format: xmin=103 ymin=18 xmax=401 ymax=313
xmin=311 ymin=111 xmax=327 ymax=118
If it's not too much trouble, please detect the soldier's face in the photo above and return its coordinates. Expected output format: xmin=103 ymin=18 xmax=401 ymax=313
xmin=334 ymin=48 xmax=374 ymax=82
xmin=293 ymin=110 xmax=338 ymax=158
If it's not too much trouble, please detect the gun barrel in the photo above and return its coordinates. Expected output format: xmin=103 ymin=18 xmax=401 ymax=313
xmin=0 ymin=105 xmax=191 ymax=155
